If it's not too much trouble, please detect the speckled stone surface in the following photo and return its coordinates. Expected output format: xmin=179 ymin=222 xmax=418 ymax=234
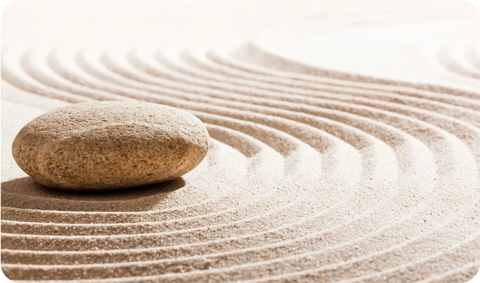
xmin=12 ymin=101 xmax=209 ymax=190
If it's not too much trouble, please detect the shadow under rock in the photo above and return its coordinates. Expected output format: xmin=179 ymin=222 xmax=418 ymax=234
xmin=1 ymin=177 xmax=186 ymax=212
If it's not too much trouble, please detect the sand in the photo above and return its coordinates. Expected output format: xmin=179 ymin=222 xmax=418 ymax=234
xmin=1 ymin=0 xmax=480 ymax=282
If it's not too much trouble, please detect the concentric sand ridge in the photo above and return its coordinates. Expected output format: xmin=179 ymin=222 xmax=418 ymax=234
xmin=1 ymin=15 xmax=480 ymax=282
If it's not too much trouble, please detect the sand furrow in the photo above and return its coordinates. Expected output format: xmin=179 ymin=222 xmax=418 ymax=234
xmin=2 ymin=6 xmax=479 ymax=282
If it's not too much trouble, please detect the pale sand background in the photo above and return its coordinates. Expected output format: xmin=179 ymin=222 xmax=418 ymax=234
xmin=2 ymin=0 xmax=480 ymax=282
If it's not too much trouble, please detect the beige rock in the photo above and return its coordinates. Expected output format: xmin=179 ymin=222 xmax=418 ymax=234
xmin=12 ymin=101 xmax=209 ymax=190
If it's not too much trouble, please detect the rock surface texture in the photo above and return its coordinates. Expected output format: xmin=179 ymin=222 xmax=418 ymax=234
xmin=12 ymin=101 xmax=209 ymax=190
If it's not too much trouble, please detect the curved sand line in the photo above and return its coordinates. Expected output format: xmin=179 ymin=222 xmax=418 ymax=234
xmin=2 ymin=13 xmax=480 ymax=283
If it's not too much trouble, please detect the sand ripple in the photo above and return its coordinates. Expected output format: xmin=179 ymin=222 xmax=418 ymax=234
xmin=1 ymin=19 xmax=480 ymax=282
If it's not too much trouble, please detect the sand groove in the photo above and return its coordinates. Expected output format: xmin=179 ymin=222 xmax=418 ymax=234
xmin=1 ymin=15 xmax=480 ymax=283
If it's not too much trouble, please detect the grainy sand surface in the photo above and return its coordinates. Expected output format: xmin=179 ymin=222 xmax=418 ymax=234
xmin=1 ymin=0 xmax=480 ymax=282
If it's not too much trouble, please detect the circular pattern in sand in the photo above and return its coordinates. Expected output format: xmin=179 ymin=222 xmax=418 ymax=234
xmin=2 ymin=18 xmax=480 ymax=282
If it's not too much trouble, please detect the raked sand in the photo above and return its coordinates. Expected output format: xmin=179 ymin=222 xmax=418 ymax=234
xmin=1 ymin=0 xmax=480 ymax=282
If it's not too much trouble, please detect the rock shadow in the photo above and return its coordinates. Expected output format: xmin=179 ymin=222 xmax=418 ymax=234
xmin=1 ymin=176 xmax=186 ymax=212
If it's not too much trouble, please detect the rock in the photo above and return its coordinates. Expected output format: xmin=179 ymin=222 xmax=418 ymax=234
xmin=12 ymin=101 xmax=209 ymax=190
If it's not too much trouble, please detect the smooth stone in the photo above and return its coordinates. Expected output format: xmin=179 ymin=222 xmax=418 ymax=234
xmin=12 ymin=101 xmax=210 ymax=190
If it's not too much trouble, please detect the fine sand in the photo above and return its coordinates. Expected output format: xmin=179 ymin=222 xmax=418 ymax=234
xmin=1 ymin=0 xmax=480 ymax=282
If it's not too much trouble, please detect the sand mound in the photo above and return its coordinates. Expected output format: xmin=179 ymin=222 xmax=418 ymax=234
xmin=1 ymin=1 xmax=479 ymax=282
